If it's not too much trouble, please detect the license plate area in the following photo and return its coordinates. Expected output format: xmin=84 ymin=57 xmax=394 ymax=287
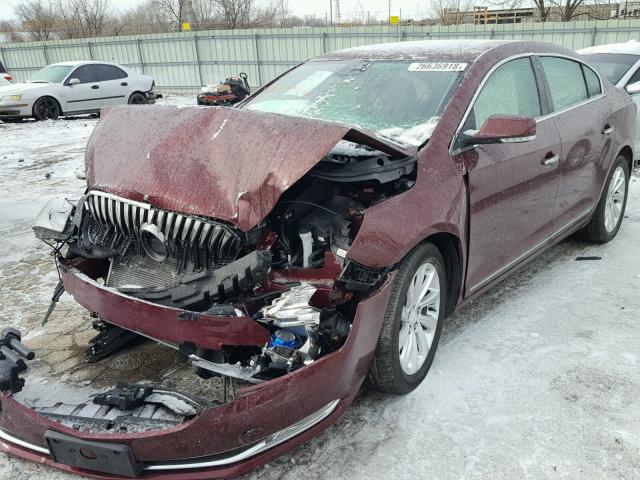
xmin=45 ymin=430 xmax=143 ymax=477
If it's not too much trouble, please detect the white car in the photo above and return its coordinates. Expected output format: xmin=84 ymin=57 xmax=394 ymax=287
xmin=0 ymin=61 xmax=159 ymax=121
xmin=0 ymin=61 xmax=12 ymax=85
xmin=579 ymin=41 xmax=640 ymax=164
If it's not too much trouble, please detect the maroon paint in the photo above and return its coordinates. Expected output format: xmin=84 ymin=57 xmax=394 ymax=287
xmin=0 ymin=274 xmax=395 ymax=476
xmin=86 ymin=106 xmax=411 ymax=232
xmin=475 ymin=114 xmax=537 ymax=140
xmin=3 ymin=40 xmax=636 ymax=479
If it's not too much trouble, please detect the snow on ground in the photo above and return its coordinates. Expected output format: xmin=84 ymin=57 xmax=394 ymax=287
xmin=0 ymin=97 xmax=639 ymax=479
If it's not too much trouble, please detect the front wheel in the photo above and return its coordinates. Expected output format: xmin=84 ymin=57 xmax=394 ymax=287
xmin=579 ymin=155 xmax=629 ymax=243
xmin=368 ymin=242 xmax=445 ymax=394
xmin=128 ymin=92 xmax=149 ymax=105
xmin=33 ymin=97 xmax=60 ymax=120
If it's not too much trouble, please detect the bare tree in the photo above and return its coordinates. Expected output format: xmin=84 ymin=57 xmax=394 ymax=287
xmin=152 ymin=0 xmax=189 ymax=31
xmin=429 ymin=0 xmax=474 ymax=25
xmin=15 ymin=0 xmax=58 ymax=40
xmin=0 ymin=21 xmax=25 ymax=42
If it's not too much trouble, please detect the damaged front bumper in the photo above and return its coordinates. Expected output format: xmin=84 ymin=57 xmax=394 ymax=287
xmin=0 ymin=261 xmax=394 ymax=478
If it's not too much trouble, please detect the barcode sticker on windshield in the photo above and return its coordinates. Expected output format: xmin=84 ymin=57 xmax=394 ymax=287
xmin=408 ymin=62 xmax=467 ymax=72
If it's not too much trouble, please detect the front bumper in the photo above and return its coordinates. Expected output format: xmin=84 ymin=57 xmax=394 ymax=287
xmin=0 ymin=101 xmax=32 ymax=118
xmin=0 ymin=259 xmax=394 ymax=478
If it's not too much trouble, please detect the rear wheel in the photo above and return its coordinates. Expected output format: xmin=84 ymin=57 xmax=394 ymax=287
xmin=579 ymin=155 xmax=629 ymax=243
xmin=33 ymin=97 xmax=60 ymax=120
xmin=368 ymin=242 xmax=445 ymax=394
xmin=128 ymin=92 xmax=148 ymax=105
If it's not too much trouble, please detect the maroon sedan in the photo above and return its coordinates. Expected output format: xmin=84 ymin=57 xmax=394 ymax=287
xmin=2 ymin=40 xmax=634 ymax=478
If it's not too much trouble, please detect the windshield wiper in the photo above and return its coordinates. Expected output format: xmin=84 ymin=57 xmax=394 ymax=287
xmin=26 ymin=80 xmax=50 ymax=83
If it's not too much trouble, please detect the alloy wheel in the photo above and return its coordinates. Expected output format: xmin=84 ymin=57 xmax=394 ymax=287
xmin=604 ymin=166 xmax=626 ymax=233
xmin=399 ymin=261 xmax=440 ymax=375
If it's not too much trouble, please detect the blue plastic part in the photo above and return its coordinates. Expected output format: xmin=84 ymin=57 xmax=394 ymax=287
xmin=268 ymin=330 xmax=300 ymax=349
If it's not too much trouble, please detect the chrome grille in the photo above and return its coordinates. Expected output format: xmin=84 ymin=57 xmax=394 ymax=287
xmin=84 ymin=190 xmax=243 ymax=268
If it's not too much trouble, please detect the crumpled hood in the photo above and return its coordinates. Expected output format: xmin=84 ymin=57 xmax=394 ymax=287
xmin=86 ymin=105 xmax=414 ymax=231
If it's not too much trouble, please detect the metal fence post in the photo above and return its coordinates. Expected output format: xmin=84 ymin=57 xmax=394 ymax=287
xmin=87 ymin=42 xmax=94 ymax=60
xmin=254 ymin=34 xmax=262 ymax=86
xmin=42 ymin=44 xmax=50 ymax=65
xmin=591 ymin=26 xmax=597 ymax=46
xmin=136 ymin=39 xmax=146 ymax=74
xmin=322 ymin=32 xmax=327 ymax=53
xmin=194 ymin=35 xmax=204 ymax=87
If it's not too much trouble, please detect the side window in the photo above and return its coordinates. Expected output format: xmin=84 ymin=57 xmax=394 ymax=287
xmin=70 ymin=65 xmax=100 ymax=84
xmin=583 ymin=65 xmax=602 ymax=97
xmin=96 ymin=64 xmax=128 ymax=81
xmin=626 ymin=67 xmax=640 ymax=87
xmin=467 ymin=57 xmax=541 ymax=131
xmin=540 ymin=57 xmax=588 ymax=111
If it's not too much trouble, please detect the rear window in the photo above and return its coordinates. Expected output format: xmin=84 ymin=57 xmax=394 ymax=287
xmin=0 ymin=61 xmax=6 ymax=74
xmin=540 ymin=57 xmax=588 ymax=111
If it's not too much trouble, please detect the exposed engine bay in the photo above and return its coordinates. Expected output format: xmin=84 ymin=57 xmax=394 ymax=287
xmin=27 ymin=137 xmax=416 ymax=408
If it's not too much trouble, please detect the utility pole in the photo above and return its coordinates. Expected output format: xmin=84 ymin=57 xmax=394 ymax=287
xmin=330 ymin=0 xmax=333 ymax=25
xmin=334 ymin=0 xmax=341 ymax=24
xmin=388 ymin=0 xmax=391 ymax=23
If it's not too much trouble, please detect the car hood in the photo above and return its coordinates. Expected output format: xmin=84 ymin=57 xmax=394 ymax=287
xmin=0 ymin=82 xmax=51 ymax=96
xmin=86 ymin=105 xmax=416 ymax=231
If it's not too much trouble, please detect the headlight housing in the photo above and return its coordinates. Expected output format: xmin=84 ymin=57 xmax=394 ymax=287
xmin=0 ymin=95 xmax=23 ymax=102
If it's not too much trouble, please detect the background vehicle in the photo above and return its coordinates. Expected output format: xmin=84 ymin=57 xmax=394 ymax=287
xmin=0 ymin=60 xmax=12 ymax=85
xmin=197 ymin=72 xmax=250 ymax=106
xmin=579 ymin=40 xmax=640 ymax=164
xmin=2 ymin=40 xmax=635 ymax=479
xmin=0 ymin=61 xmax=158 ymax=121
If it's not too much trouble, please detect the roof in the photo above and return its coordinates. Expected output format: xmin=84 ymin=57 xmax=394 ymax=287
xmin=49 ymin=60 xmax=118 ymax=67
xmin=313 ymin=39 xmax=518 ymax=63
xmin=578 ymin=40 xmax=640 ymax=55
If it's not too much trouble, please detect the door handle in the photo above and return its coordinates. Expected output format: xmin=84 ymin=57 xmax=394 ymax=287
xmin=121 ymin=82 xmax=128 ymax=86
xmin=91 ymin=85 xmax=99 ymax=89
xmin=542 ymin=152 xmax=559 ymax=165
xmin=602 ymin=124 xmax=614 ymax=135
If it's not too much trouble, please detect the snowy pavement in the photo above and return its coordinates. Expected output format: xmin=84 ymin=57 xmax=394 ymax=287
xmin=0 ymin=97 xmax=639 ymax=479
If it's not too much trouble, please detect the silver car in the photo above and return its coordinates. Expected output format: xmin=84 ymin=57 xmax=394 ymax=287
xmin=579 ymin=40 xmax=640 ymax=164
xmin=0 ymin=61 xmax=159 ymax=121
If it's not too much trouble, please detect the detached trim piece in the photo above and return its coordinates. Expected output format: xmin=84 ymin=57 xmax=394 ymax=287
xmin=0 ymin=399 xmax=340 ymax=472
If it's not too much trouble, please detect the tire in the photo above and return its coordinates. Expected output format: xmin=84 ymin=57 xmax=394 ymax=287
xmin=33 ymin=96 xmax=60 ymax=121
xmin=579 ymin=155 xmax=629 ymax=243
xmin=368 ymin=242 xmax=446 ymax=394
xmin=128 ymin=92 xmax=149 ymax=105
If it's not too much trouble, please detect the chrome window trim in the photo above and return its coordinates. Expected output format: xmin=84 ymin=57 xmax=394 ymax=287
xmin=449 ymin=52 xmax=606 ymax=157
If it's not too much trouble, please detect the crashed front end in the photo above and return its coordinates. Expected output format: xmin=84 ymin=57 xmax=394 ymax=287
xmin=0 ymin=106 xmax=416 ymax=478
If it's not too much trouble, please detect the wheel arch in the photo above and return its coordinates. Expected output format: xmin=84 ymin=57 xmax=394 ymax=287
xmin=32 ymin=95 xmax=63 ymax=117
xmin=415 ymin=232 xmax=463 ymax=317
xmin=618 ymin=145 xmax=633 ymax=173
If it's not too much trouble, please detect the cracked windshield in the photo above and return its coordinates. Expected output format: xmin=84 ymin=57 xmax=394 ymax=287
xmin=246 ymin=60 xmax=463 ymax=146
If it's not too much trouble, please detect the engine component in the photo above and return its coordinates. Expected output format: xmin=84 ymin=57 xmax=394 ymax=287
xmin=310 ymin=151 xmax=417 ymax=184
xmin=122 ymin=250 xmax=272 ymax=310
xmin=81 ymin=190 xmax=244 ymax=270
xmin=298 ymin=226 xmax=314 ymax=268
xmin=258 ymin=282 xmax=320 ymax=332
xmin=315 ymin=311 xmax=351 ymax=353
xmin=0 ymin=327 xmax=35 ymax=394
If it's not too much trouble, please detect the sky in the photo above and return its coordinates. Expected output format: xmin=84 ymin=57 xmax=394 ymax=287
xmin=0 ymin=0 xmax=437 ymax=23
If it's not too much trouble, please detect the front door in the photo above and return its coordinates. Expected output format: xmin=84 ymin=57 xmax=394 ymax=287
xmin=457 ymin=57 xmax=562 ymax=294
xmin=62 ymin=65 xmax=104 ymax=113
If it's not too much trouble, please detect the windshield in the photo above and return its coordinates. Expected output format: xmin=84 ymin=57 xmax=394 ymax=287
xmin=29 ymin=65 xmax=74 ymax=83
xmin=245 ymin=60 xmax=464 ymax=146
xmin=581 ymin=53 xmax=640 ymax=85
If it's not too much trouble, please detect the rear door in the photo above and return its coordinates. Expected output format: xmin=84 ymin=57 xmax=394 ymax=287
xmin=538 ymin=56 xmax=612 ymax=228
xmin=456 ymin=56 xmax=562 ymax=294
xmin=623 ymin=66 xmax=640 ymax=160
xmin=95 ymin=64 xmax=130 ymax=106
xmin=63 ymin=65 xmax=103 ymax=113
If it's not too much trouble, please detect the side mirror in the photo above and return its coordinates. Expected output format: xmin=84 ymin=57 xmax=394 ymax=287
xmin=67 ymin=78 xmax=80 ymax=86
xmin=625 ymin=81 xmax=640 ymax=95
xmin=459 ymin=114 xmax=536 ymax=149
